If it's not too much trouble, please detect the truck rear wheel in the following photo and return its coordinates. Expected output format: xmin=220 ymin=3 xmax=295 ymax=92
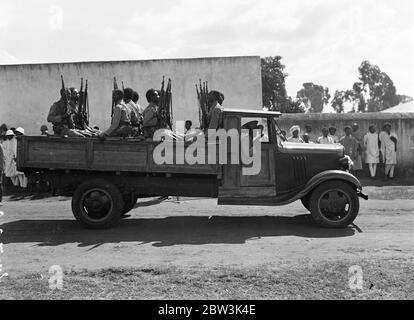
xmin=72 ymin=179 xmax=124 ymax=229
xmin=309 ymin=180 xmax=359 ymax=228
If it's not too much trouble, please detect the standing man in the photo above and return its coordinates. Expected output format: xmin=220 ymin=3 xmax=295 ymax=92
xmin=303 ymin=133 xmax=313 ymax=144
xmin=287 ymin=125 xmax=304 ymax=143
xmin=352 ymin=123 xmax=364 ymax=175
xmin=304 ymin=124 xmax=316 ymax=143
xmin=47 ymin=88 xmax=85 ymax=137
xmin=379 ymin=122 xmax=398 ymax=181
xmin=328 ymin=126 xmax=339 ymax=144
xmin=99 ymin=89 xmax=132 ymax=138
xmin=206 ymin=90 xmax=225 ymax=131
xmin=184 ymin=120 xmax=193 ymax=134
xmin=12 ymin=127 xmax=28 ymax=189
xmin=143 ymin=89 xmax=161 ymax=138
xmin=340 ymin=126 xmax=358 ymax=166
xmin=364 ymin=124 xmax=380 ymax=179
xmin=0 ymin=124 xmax=8 ymax=143
xmin=317 ymin=127 xmax=334 ymax=144
xmin=3 ymin=130 xmax=18 ymax=189
xmin=40 ymin=125 xmax=49 ymax=135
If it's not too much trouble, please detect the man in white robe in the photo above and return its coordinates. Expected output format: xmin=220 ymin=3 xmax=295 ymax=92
xmin=364 ymin=124 xmax=380 ymax=178
xmin=3 ymin=130 xmax=28 ymax=189
xmin=379 ymin=123 xmax=397 ymax=180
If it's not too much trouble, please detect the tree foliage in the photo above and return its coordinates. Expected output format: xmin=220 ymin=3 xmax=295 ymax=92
xmin=296 ymin=82 xmax=330 ymax=113
xmin=331 ymin=90 xmax=353 ymax=113
xmin=330 ymin=61 xmax=410 ymax=113
xmin=261 ymin=56 xmax=304 ymax=113
xmin=358 ymin=61 xmax=400 ymax=112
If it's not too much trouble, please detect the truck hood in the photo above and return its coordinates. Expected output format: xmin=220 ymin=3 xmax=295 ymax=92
xmin=280 ymin=142 xmax=345 ymax=156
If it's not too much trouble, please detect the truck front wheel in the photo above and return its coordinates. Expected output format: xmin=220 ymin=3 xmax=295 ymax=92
xmin=72 ymin=179 xmax=124 ymax=229
xmin=309 ymin=180 xmax=359 ymax=228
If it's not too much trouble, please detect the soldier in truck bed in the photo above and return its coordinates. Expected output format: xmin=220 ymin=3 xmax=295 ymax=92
xmin=99 ymin=89 xmax=132 ymax=139
xmin=142 ymin=89 xmax=161 ymax=138
xmin=47 ymin=88 xmax=85 ymax=137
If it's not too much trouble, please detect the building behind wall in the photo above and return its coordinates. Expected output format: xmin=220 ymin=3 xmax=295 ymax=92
xmin=0 ymin=56 xmax=262 ymax=134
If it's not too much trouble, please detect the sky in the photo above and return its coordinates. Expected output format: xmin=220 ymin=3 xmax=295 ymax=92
xmin=1 ymin=0 xmax=413 ymax=106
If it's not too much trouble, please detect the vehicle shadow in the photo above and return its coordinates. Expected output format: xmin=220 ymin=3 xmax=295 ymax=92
xmin=1 ymin=215 xmax=358 ymax=247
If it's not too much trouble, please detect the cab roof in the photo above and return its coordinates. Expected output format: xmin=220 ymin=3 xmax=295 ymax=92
xmin=223 ymin=108 xmax=282 ymax=117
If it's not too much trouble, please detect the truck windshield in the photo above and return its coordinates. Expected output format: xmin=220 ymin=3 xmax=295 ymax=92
xmin=272 ymin=118 xmax=287 ymax=143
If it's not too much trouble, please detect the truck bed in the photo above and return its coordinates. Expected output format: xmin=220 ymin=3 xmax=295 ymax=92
xmin=17 ymin=136 xmax=221 ymax=176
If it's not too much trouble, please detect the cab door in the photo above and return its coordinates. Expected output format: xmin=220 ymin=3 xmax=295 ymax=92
xmin=218 ymin=115 xmax=276 ymax=204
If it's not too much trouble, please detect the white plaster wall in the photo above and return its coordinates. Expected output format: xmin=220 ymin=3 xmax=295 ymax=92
xmin=0 ymin=56 xmax=262 ymax=134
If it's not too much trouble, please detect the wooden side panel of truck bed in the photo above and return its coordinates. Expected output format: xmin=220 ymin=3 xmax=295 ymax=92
xmin=17 ymin=136 xmax=221 ymax=176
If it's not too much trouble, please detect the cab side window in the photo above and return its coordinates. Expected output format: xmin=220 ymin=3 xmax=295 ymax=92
xmin=240 ymin=117 xmax=270 ymax=143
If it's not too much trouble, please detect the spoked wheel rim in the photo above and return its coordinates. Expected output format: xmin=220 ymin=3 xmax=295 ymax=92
xmin=80 ymin=188 xmax=113 ymax=222
xmin=317 ymin=188 xmax=352 ymax=222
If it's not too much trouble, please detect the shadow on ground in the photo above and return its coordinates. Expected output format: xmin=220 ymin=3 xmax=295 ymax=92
xmin=1 ymin=214 xmax=358 ymax=247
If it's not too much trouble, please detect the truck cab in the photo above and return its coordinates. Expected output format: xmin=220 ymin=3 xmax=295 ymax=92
xmin=17 ymin=108 xmax=367 ymax=229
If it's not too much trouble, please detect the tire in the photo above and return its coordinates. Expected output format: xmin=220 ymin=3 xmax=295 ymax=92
xmin=309 ymin=180 xmax=359 ymax=228
xmin=72 ymin=179 xmax=124 ymax=229
xmin=122 ymin=193 xmax=138 ymax=215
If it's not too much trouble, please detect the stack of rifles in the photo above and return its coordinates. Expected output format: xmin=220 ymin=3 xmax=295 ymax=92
xmin=61 ymin=75 xmax=91 ymax=131
xmin=196 ymin=80 xmax=209 ymax=129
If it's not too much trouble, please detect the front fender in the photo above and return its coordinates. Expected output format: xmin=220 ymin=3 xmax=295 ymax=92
xmin=297 ymin=170 xmax=362 ymax=200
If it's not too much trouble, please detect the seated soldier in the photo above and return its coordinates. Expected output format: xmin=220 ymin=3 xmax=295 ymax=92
xmin=123 ymin=88 xmax=140 ymax=136
xmin=132 ymin=90 xmax=144 ymax=136
xmin=99 ymin=89 xmax=132 ymax=139
xmin=206 ymin=90 xmax=224 ymax=130
xmin=47 ymin=88 xmax=85 ymax=137
xmin=142 ymin=89 xmax=161 ymax=139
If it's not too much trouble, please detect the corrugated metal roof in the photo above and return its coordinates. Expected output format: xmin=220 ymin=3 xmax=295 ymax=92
xmin=382 ymin=101 xmax=414 ymax=113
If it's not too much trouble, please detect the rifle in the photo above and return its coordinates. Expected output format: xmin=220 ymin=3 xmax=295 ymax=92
xmin=196 ymin=84 xmax=201 ymax=127
xmin=85 ymin=79 xmax=89 ymax=125
xmin=60 ymin=75 xmax=74 ymax=128
xmin=166 ymin=78 xmax=172 ymax=129
xmin=196 ymin=79 xmax=209 ymax=129
xmin=112 ymin=77 xmax=118 ymax=117
xmin=77 ymin=78 xmax=90 ymax=129
xmin=77 ymin=78 xmax=84 ymax=129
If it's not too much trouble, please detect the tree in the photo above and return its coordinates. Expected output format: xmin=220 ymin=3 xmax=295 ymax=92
xmin=358 ymin=61 xmax=400 ymax=112
xmin=261 ymin=56 xmax=298 ymax=112
xmin=296 ymin=82 xmax=330 ymax=113
xmin=279 ymin=97 xmax=306 ymax=113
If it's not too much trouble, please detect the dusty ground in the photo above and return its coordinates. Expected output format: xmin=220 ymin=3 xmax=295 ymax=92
xmin=0 ymin=186 xmax=413 ymax=299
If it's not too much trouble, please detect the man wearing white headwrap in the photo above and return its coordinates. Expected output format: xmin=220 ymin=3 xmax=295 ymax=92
xmin=287 ymin=125 xmax=304 ymax=143
xmin=2 ymin=129 xmax=28 ymax=189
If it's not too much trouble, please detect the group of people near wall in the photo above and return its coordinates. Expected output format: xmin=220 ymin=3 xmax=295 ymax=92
xmin=284 ymin=122 xmax=398 ymax=180
xmin=0 ymin=125 xmax=29 ymax=205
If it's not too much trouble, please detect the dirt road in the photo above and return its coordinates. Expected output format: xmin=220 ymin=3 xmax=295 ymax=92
xmin=1 ymin=186 xmax=413 ymax=299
